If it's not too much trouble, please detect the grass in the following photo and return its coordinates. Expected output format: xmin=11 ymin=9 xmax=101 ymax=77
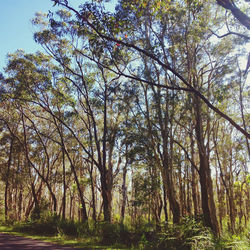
xmin=0 ymin=225 xmax=128 ymax=249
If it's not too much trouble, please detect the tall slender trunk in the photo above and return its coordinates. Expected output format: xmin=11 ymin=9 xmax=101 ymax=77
xmin=159 ymin=89 xmax=180 ymax=224
xmin=101 ymin=81 xmax=112 ymax=223
xmin=163 ymin=184 xmax=168 ymax=222
xmin=100 ymin=169 xmax=112 ymax=222
xmin=194 ymin=96 xmax=220 ymax=236
xmin=120 ymin=162 xmax=128 ymax=224
xmin=190 ymin=132 xmax=198 ymax=217
xmin=62 ymin=148 xmax=66 ymax=219
xmin=18 ymin=186 xmax=23 ymax=221
xmin=161 ymin=150 xmax=180 ymax=224
xmin=165 ymin=169 xmax=180 ymax=224
xmin=178 ymin=168 xmax=184 ymax=216
xmin=69 ymin=193 xmax=74 ymax=220
xmin=21 ymin=112 xmax=57 ymax=213
xmin=186 ymin=167 xmax=191 ymax=215
xmin=90 ymin=163 xmax=97 ymax=222
xmin=66 ymin=151 xmax=88 ymax=222
xmin=5 ymin=137 xmax=13 ymax=221
xmin=162 ymin=127 xmax=180 ymax=224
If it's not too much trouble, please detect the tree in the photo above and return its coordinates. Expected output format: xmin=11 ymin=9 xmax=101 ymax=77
xmin=216 ymin=0 xmax=250 ymax=30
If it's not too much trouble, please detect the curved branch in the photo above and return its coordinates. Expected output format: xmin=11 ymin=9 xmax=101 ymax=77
xmin=209 ymin=29 xmax=250 ymax=40
xmin=216 ymin=0 xmax=250 ymax=29
xmin=52 ymin=1 xmax=250 ymax=139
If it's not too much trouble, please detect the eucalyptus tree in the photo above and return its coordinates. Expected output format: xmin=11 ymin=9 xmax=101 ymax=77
xmin=51 ymin=0 xmax=249 ymax=139
xmin=0 ymin=83 xmax=31 ymax=220
xmin=32 ymin=8 xmax=129 ymax=222
xmin=0 ymin=122 xmax=15 ymax=221
xmin=1 ymin=51 xmax=62 ymax=216
xmin=213 ymin=112 xmax=249 ymax=233
xmin=48 ymin=0 xmax=250 ymax=235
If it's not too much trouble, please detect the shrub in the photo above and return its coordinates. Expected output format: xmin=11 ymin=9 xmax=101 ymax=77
xmin=97 ymin=222 xmax=120 ymax=244
xmin=157 ymin=217 xmax=214 ymax=250
xmin=13 ymin=214 xmax=59 ymax=236
xmin=30 ymin=198 xmax=51 ymax=221
xmin=57 ymin=219 xmax=88 ymax=237
xmin=90 ymin=221 xmax=135 ymax=246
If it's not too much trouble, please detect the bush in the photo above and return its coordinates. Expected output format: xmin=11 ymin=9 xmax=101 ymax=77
xmin=57 ymin=219 xmax=88 ymax=237
xmin=89 ymin=221 xmax=135 ymax=246
xmin=157 ymin=217 xmax=214 ymax=250
xmin=13 ymin=214 xmax=60 ymax=236
xmin=30 ymin=198 xmax=51 ymax=221
xmin=97 ymin=222 xmax=121 ymax=244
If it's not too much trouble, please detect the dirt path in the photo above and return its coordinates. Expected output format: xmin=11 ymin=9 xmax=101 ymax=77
xmin=0 ymin=233 xmax=82 ymax=249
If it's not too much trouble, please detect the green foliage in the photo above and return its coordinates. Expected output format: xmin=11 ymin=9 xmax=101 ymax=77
xmin=30 ymin=198 xmax=51 ymax=221
xmin=138 ymin=233 xmax=150 ymax=249
xmin=221 ymin=234 xmax=249 ymax=249
xmin=0 ymin=0 xmax=249 ymax=249
xmin=89 ymin=221 xmax=134 ymax=246
xmin=13 ymin=215 xmax=60 ymax=236
xmin=57 ymin=219 xmax=88 ymax=237
xmin=12 ymin=215 xmax=89 ymax=237
xmin=96 ymin=222 xmax=121 ymax=244
xmin=157 ymin=217 xmax=214 ymax=250
xmin=215 ymin=221 xmax=250 ymax=249
xmin=2 ymin=216 xmax=250 ymax=249
xmin=30 ymin=205 xmax=41 ymax=221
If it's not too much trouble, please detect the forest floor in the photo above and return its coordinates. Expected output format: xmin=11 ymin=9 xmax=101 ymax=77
xmin=0 ymin=225 xmax=128 ymax=249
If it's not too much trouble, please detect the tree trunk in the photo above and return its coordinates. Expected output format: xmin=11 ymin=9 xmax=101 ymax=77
xmin=5 ymin=137 xmax=13 ymax=221
xmin=18 ymin=187 xmax=23 ymax=221
xmin=162 ymin=134 xmax=181 ymax=224
xmin=161 ymin=165 xmax=180 ymax=224
xmin=120 ymin=142 xmax=128 ymax=224
xmin=89 ymin=163 xmax=97 ymax=222
xmin=178 ymin=168 xmax=184 ymax=217
xmin=62 ymin=148 xmax=66 ymax=219
xmin=194 ymin=96 xmax=220 ymax=236
xmin=190 ymin=132 xmax=198 ymax=217
xmin=120 ymin=164 xmax=128 ymax=224
xmin=100 ymin=169 xmax=112 ymax=222
xmin=163 ymin=183 xmax=168 ymax=222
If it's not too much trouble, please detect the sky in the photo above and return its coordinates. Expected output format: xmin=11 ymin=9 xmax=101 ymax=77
xmin=0 ymin=0 xmax=115 ymax=71
xmin=0 ymin=1 xmax=248 ymax=73
xmin=1 ymin=0 xmax=50 ymax=70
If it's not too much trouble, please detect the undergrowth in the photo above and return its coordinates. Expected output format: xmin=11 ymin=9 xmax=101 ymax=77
xmin=0 ymin=214 xmax=249 ymax=249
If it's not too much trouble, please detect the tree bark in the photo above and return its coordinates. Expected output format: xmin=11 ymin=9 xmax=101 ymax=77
xmin=100 ymin=169 xmax=112 ymax=222
xmin=120 ymin=159 xmax=128 ymax=224
xmin=194 ymin=96 xmax=220 ymax=236
xmin=62 ymin=147 xmax=66 ymax=219
xmin=5 ymin=137 xmax=13 ymax=221
xmin=190 ymin=131 xmax=199 ymax=217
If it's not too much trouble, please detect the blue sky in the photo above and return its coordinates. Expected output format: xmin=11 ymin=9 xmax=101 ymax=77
xmin=0 ymin=0 xmax=97 ymax=71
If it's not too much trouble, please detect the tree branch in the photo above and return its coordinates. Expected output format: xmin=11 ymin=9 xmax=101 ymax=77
xmin=209 ymin=29 xmax=250 ymax=40
xmin=52 ymin=1 xmax=250 ymax=139
xmin=216 ymin=0 xmax=250 ymax=29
